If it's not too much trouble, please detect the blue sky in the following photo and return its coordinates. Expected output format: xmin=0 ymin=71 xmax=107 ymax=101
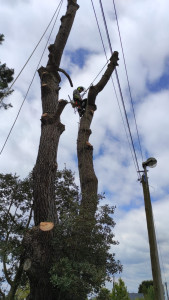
xmin=147 ymin=70 xmax=169 ymax=92
xmin=1 ymin=0 xmax=169 ymax=296
xmin=66 ymin=48 xmax=93 ymax=69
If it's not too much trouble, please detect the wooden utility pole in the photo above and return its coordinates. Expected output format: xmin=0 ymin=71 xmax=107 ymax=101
xmin=165 ymin=282 xmax=169 ymax=300
xmin=141 ymin=165 xmax=164 ymax=300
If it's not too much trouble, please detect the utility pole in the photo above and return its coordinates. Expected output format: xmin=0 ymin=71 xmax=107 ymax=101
xmin=165 ymin=282 xmax=169 ymax=300
xmin=141 ymin=157 xmax=164 ymax=300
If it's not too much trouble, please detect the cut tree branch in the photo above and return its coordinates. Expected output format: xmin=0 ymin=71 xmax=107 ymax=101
xmin=58 ymin=68 xmax=73 ymax=87
xmin=47 ymin=0 xmax=79 ymax=69
xmin=78 ymin=51 xmax=119 ymax=221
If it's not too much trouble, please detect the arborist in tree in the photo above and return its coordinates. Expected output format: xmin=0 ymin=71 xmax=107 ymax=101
xmin=73 ymin=86 xmax=87 ymax=117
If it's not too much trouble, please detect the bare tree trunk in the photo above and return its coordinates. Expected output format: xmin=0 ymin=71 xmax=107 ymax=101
xmin=78 ymin=52 xmax=119 ymax=222
xmin=24 ymin=1 xmax=79 ymax=299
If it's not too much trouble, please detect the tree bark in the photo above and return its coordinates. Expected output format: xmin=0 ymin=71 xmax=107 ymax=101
xmin=24 ymin=1 xmax=79 ymax=299
xmin=77 ymin=52 xmax=119 ymax=221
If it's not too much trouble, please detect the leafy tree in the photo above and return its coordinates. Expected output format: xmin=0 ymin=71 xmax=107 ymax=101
xmin=110 ymin=278 xmax=130 ymax=300
xmin=96 ymin=287 xmax=111 ymax=300
xmin=136 ymin=286 xmax=154 ymax=300
xmin=144 ymin=286 xmax=154 ymax=300
xmin=0 ymin=170 xmax=122 ymax=300
xmin=0 ymin=34 xmax=14 ymax=109
xmin=138 ymin=280 xmax=153 ymax=295
xmin=50 ymin=200 xmax=121 ymax=299
xmin=0 ymin=173 xmax=33 ymax=299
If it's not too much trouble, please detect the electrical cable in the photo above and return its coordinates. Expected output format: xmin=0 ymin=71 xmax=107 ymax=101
xmin=0 ymin=0 xmax=64 ymax=156
xmin=91 ymin=0 xmax=108 ymax=61
xmin=112 ymin=0 xmax=144 ymax=162
xmin=90 ymin=0 xmax=139 ymax=176
xmin=0 ymin=0 xmax=63 ymax=105
xmin=99 ymin=0 xmax=141 ymax=179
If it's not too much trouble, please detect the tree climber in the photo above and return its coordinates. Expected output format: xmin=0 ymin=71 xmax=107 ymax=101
xmin=73 ymin=86 xmax=87 ymax=117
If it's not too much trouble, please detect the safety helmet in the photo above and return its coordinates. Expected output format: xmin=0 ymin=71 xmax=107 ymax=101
xmin=77 ymin=86 xmax=85 ymax=91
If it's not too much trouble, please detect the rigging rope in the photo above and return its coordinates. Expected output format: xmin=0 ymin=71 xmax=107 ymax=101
xmin=99 ymin=0 xmax=141 ymax=178
xmin=84 ymin=60 xmax=109 ymax=94
xmin=90 ymin=0 xmax=138 ymax=176
xmin=0 ymin=0 xmax=63 ymax=105
xmin=0 ymin=0 xmax=64 ymax=156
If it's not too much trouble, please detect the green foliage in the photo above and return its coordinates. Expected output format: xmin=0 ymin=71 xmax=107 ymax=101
xmin=15 ymin=283 xmax=30 ymax=300
xmin=135 ymin=286 xmax=154 ymax=300
xmin=110 ymin=278 xmax=130 ymax=300
xmin=0 ymin=169 xmax=122 ymax=300
xmin=0 ymin=173 xmax=33 ymax=297
xmin=144 ymin=286 xmax=154 ymax=300
xmin=51 ymin=169 xmax=122 ymax=299
xmin=138 ymin=280 xmax=153 ymax=294
xmin=0 ymin=34 xmax=14 ymax=109
xmin=96 ymin=287 xmax=111 ymax=300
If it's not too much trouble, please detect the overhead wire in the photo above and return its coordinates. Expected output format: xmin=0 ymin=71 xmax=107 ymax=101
xmin=99 ymin=0 xmax=141 ymax=179
xmin=0 ymin=0 xmax=64 ymax=156
xmin=110 ymin=1 xmax=167 ymax=289
xmin=91 ymin=0 xmax=108 ymax=61
xmin=112 ymin=0 xmax=144 ymax=162
xmin=90 ymin=0 xmax=138 ymax=176
xmin=0 ymin=0 xmax=63 ymax=105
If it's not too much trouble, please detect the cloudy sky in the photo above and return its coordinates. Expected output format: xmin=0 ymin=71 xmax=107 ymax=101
xmin=1 ymin=0 xmax=169 ymax=295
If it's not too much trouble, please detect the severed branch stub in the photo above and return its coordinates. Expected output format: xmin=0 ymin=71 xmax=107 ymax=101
xmin=39 ymin=222 xmax=54 ymax=232
xmin=40 ymin=100 xmax=68 ymax=126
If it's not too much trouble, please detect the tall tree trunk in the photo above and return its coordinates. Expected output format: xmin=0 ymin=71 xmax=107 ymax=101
xmin=23 ymin=1 xmax=79 ymax=299
xmin=77 ymin=52 xmax=119 ymax=223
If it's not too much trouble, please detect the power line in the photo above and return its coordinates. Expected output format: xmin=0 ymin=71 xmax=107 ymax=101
xmin=91 ymin=0 xmax=108 ymax=61
xmin=90 ymin=0 xmax=139 ymax=176
xmin=112 ymin=0 xmax=144 ymax=162
xmin=0 ymin=0 xmax=64 ymax=156
xmin=0 ymin=0 xmax=63 ymax=105
xmin=99 ymin=0 xmax=141 ymax=177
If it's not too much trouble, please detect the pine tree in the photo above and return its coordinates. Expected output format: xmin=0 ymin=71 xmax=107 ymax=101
xmin=96 ymin=287 xmax=111 ymax=300
xmin=111 ymin=278 xmax=130 ymax=300
xmin=144 ymin=286 xmax=155 ymax=300
xmin=0 ymin=34 xmax=14 ymax=109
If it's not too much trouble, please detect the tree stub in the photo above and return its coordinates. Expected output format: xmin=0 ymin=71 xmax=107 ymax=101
xmin=39 ymin=222 xmax=54 ymax=231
